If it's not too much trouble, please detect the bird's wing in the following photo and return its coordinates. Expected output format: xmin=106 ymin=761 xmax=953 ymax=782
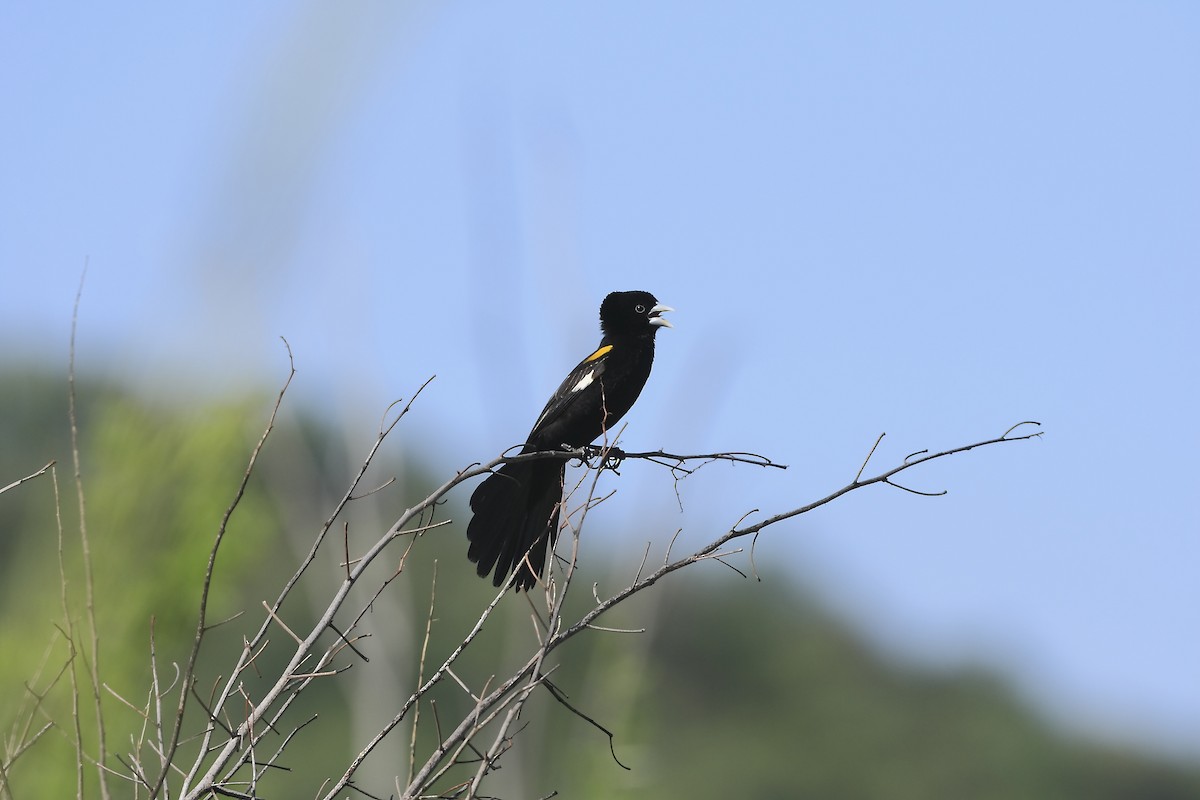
xmin=526 ymin=343 xmax=611 ymax=444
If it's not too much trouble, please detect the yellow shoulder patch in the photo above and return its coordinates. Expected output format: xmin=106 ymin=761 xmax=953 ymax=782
xmin=585 ymin=344 xmax=613 ymax=363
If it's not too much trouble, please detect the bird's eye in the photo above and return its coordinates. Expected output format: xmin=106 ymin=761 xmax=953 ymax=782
xmin=635 ymin=304 xmax=646 ymax=314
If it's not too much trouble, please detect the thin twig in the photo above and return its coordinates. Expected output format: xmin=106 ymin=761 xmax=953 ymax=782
xmin=52 ymin=465 xmax=85 ymax=799
xmin=856 ymin=433 xmax=885 ymax=482
xmin=542 ymin=679 xmax=629 ymax=770
xmin=261 ymin=602 xmax=304 ymax=646
xmin=67 ymin=266 xmax=111 ymax=800
xmin=0 ymin=461 xmax=55 ymax=496
xmin=149 ymin=618 xmax=169 ymax=792
xmin=408 ymin=563 xmax=439 ymax=788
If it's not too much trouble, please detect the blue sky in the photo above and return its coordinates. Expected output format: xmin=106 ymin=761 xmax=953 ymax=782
xmin=3 ymin=3 xmax=1198 ymax=760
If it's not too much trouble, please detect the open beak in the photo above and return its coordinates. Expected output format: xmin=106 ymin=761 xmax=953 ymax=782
xmin=648 ymin=303 xmax=674 ymax=328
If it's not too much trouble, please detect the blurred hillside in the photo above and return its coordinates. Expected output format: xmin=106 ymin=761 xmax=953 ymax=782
xmin=1 ymin=368 xmax=1197 ymax=798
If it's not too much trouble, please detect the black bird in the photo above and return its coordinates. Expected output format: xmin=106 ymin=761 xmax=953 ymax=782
xmin=467 ymin=290 xmax=673 ymax=590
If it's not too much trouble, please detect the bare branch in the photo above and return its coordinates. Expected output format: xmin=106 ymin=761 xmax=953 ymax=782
xmin=0 ymin=461 xmax=55 ymax=496
xmin=53 ymin=465 xmax=85 ymax=799
xmin=489 ymin=445 xmax=788 ymax=475
xmin=542 ymin=679 xmax=629 ymax=771
xmin=261 ymin=602 xmax=305 ymax=647
xmin=857 ymin=433 xmax=886 ymax=482
xmin=883 ymin=478 xmax=948 ymax=497
xmin=407 ymin=563 xmax=439 ymax=788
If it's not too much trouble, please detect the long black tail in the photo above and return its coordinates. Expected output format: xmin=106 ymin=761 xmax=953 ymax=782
xmin=466 ymin=459 xmax=564 ymax=590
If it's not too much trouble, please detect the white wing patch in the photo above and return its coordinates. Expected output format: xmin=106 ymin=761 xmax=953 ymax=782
xmin=570 ymin=369 xmax=595 ymax=394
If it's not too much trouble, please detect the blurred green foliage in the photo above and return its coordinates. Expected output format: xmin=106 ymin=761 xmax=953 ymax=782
xmin=0 ymin=371 xmax=280 ymax=797
xmin=1 ymin=370 xmax=1197 ymax=798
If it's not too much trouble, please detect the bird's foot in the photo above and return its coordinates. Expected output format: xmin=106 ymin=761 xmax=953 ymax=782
xmin=580 ymin=444 xmax=627 ymax=473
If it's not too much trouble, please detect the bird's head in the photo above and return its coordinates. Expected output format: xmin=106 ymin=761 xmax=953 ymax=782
xmin=599 ymin=290 xmax=674 ymax=336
